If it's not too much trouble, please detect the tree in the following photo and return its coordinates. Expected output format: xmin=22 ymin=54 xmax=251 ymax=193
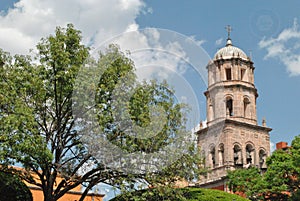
xmin=263 ymin=149 xmax=296 ymax=200
xmin=0 ymin=25 xmax=202 ymax=201
xmin=0 ymin=25 xmax=123 ymax=201
xmin=79 ymin=44 xmax=204 ymax=199
xmin=289 ymin=135 xmax=300 ymax=200
xmin=227 ymin=167 xmax=266 ymax=200
xmin=0 ymin=169 xmax=33 ymax=201
xmin=227 ymin=135 xmax=300 ymax=201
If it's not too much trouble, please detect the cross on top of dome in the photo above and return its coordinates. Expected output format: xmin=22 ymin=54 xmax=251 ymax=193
xmin=225 ymin=25 xmax=233 ymax=46
xmin=225 ymin=25 xmax=232 ymax=39
xmin=213 ymin=25 xmax=249 ymax=60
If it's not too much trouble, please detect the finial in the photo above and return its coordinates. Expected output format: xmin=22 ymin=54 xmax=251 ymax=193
xmin=225 ymin=25 xmax=232 ymax=39
xmin=225 ymin=25 xmax=233 ymax=46
xmin=262 ymin=117 xmax=266 ymax=127
xmin=248 ymin=50 xmax=253 ymax=60
xmin=200 ymin=121 xmax=203 ymax=129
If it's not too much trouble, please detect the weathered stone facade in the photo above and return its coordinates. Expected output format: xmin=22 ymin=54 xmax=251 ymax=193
xmin=197 ymin=37 xmax=271 ymax=190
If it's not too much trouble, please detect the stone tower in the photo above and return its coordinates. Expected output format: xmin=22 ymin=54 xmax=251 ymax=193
xmin=197 ymin=31 xmax=271 ymax=190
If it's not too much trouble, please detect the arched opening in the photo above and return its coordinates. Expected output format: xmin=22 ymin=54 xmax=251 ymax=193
xmin=226 ymin=98 xmax=233 ymax=116
xmin=209 ymin=146 xmax=216 ymax=168
xmin=233 ymin=144 xmax=242 ymax=166
xmin=259 ymin=149 xmax=267 ymax=169
xmin=218 ymin=144 xmax=224 ymax=166
xmin=246 ymin=144 xmax=255 ymax=164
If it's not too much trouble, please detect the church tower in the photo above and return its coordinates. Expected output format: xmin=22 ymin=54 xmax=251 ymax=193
xmin=197 ymin=27 xmax=271 ymax=190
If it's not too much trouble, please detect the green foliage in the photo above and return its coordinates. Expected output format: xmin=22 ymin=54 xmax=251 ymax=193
xmin=185 ymin=188 xmax=249 ymax=201
xmin=111 ymin=187 xmax=186 ymax=201
xmin=264 ymin=149 xmax=295 ymax=199
xmin=111 ymin=187 xmax=249 ymax=201
xmin=0 ymin=24 xmax=94 ymax=201
xmin=291 ymin=135 xmax=300 ymax=173
xmin=261 ymin=137 xmax=300 ymax=200
xmin=0 ymin=170 xmax=32 ymax=201
xmin=290 ymin=190 xmax=300 ymax=201
xmin=82 ymin=45 xmax=204 ymax=196
xmin=227 ymin=167 xmax=266 ymax=200
xmin=0 ymin=50 xmax=52 ymax=170
xmin=0 ymin=24 xmax=204 ymax=201
xmin=227 ymin=134 xmax=300 ymax=201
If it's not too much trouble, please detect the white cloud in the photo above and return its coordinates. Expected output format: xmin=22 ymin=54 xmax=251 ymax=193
xmin=259 ymin=18 xmax=300 ymax=76
xmin=270 ymin=141 xmax=275 ymax=153
xmin=191 ymin=119 xmax=207 ymax=133
xmin=187 ymin=35 xmax=205 ymax=47
xmin=0 ymin=0 xmax=145 ymax=55
xmin=100 ymin=28 xmax=195 ymax=81
xmin=215 ymin=37 xmax=223 ymax=46
xmin=0 ymin=1 xmax=209 ymax=83
xmin=0 ymin=0 xmax=205 ymax=81
xmin=0 ymin=1 xmax=208 ymax=133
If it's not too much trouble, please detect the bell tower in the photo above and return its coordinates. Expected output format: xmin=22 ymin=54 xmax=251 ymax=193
xmin=206 ymin=32 xmax=257 ymax=126
xmin=197 ymin=27 xmax=271 ymax=190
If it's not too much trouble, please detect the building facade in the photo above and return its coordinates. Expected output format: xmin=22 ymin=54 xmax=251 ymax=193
xmin=22 ymin=171 xmax=105 ymax=201
xmin=197 ymin=34 xmax=272 ymax=190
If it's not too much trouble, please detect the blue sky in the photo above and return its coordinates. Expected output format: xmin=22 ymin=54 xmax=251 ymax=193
xmin=137 ymin=0 xmax=300 ymax=145
xmin=136 ymin=0 xmax=300 ymax=145
xmin=1 ymin=0 xmax=300 ymax=199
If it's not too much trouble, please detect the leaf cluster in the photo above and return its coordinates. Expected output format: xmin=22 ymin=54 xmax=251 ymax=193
xmin=0 ymin=169 xmax=33 ymax=201
xmin=227 ymin=134 xmax=300 ymax=201
xmin=111 ymin=187 xmax=249 ymax=201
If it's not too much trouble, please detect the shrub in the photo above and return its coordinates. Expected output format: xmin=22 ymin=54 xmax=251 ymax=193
xmin=110 ymin=187 xmax=249 ymax=201
xmin=0 ymin=171 xmax=33 ymax=201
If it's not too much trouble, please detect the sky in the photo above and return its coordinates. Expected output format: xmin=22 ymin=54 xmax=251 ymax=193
xmin=1 ymin=0 xmax=300 ymax=199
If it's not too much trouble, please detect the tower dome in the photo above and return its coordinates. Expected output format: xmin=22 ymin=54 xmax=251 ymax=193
xmin=214 ymin=38 xmax=248 ymax=60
